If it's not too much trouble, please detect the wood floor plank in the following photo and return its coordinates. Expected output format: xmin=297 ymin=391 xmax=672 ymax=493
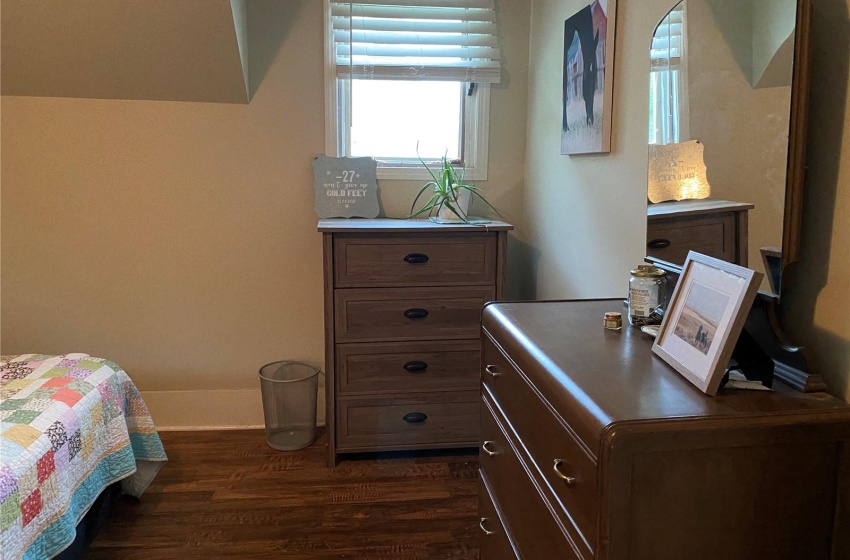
xmin=86 ymin=430 xmax=480 ymax=559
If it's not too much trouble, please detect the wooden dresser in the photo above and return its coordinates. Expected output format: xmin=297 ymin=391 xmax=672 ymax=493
xmin=647 ymin=199 xmax=753 ymax=266
xmin=479 ymin=299 xmax=850 ymax=560
xmin=318 ymin=218 xmax=512 ymax=466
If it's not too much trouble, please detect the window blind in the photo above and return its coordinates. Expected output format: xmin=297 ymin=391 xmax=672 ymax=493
xmin=650 ymin=5 xmax=683 ymax=68
xmin=330 ymin=0 xmax=501 ymax=83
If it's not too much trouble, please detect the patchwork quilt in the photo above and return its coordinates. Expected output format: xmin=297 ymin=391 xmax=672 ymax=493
xmin=0 ymin=354 xmax=167 ymax=560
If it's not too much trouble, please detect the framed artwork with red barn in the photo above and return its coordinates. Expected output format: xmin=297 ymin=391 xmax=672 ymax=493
xmin=561 ymin=0 xmax=618 ymax=155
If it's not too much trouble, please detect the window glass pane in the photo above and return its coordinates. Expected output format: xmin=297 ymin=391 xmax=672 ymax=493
xmin=349 ymin=80 xmax=462 ymax=161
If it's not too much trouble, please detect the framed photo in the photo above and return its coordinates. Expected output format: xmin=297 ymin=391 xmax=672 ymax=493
xmin=652 ymin=252 xmax=763 ymax=396
xmin=561 ymin=0 xmax=618 ymax=154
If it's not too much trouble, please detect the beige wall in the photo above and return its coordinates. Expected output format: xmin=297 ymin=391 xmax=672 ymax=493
xmin=523 ymin=0 xmax=670 ymax=300
xmin=784 ymin=0 xmax=850 ymax=402
xmin=0 ymin=0 xmax=530 ymax=428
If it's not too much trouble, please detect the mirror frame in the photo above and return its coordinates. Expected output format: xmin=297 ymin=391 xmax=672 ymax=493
xmin=646 ymin=0 xmax=824 ymax=392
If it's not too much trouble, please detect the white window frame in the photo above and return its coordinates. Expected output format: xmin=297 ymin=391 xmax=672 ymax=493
xmin=649 ymin=3 xmax=689 ymax=145
xmin=323 ymin=2 xmax=491 ymax=181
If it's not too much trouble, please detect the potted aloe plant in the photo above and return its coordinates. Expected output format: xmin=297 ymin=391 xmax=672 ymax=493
xmin=409 ymin=153 xmax=500 ymax=223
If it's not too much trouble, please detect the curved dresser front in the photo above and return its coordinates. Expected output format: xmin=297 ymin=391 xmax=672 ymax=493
xmin=478 ymin=299 xmax=850 ymax=560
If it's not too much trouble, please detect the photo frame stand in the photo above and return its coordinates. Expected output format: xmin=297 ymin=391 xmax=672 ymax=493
xmin=725 ymin=328 xmax=774 ymax=389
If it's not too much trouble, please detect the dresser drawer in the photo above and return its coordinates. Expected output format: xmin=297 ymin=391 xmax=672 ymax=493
xmin=335 ymin=286 xmax=495 ymax=343
xmin=336 ymin=340 xmax=479 ymax=395
xmin=646 ymin=213 xmax=736 ymax=265
xmin=333 ymin=233 xmax=497 ymax=288
xmin=480 ymin=396 xmax=582 ymax=560
xmin=483 ymin=338 xmax=598 ymax=550
xmin=479 ymin=473 xmax=519 ymax=560
xmin=336 ymin=392 xmax=479 ymax=451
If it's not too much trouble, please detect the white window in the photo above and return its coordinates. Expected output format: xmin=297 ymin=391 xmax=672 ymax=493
xmin=649 ymin=4 xmax=688 ymax=145
xmin=324 ymin=1 xmax=501 ymax=180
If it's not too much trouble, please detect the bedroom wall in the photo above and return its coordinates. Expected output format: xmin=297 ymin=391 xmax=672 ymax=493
xmin=522 ymin=0 xmax=671 ymax=300
xmin=0 ymin=0 xmax=530 ymax=428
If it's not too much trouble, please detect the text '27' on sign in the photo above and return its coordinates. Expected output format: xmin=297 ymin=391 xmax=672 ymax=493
xmin=312 ymin=156 xmax=379 ymax=219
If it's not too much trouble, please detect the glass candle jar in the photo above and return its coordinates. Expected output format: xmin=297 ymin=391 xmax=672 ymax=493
xmin=628 ymin=264 xmax=667 ymax=327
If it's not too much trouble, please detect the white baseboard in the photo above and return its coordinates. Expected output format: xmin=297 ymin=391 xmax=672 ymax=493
xmin=142 ymin=387 xmax=326 ymax=431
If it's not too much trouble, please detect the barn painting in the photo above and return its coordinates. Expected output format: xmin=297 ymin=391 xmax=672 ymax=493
xmin=561 ymin=0 xmax=617 ymax=154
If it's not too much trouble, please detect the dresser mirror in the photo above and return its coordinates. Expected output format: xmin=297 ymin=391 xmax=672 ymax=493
xmin=646 ymin=0 xmax=811 ymax=299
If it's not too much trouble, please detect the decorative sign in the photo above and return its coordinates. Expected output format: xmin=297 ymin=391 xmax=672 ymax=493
xmin=312 ymin=156 xmax=379 ymax=219
xmin=648 ymin=140 xmax=711 ymax=204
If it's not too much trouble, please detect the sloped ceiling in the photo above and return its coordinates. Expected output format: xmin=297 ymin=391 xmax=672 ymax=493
xmin=1 ymin=0 xmax=250 ymax=103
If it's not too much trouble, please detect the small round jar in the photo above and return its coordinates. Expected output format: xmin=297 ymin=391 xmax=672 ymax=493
xmin=628 ymin=265 xmax=667 ymax=327
xmin=604 ymin=311 xmax=623 ymax=330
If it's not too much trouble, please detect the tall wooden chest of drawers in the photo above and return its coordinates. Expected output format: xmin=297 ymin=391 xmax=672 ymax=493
xmin=479 ymin=299 xmax=850 ymax=560
xmin=318 ymin=218 xmax=512 ymax=466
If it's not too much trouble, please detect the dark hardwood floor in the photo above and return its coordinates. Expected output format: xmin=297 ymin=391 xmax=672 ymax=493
xmin=86 ymin=430 xmax=480 ymax=559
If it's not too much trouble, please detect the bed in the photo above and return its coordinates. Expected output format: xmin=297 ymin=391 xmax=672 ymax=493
xmin=0 ymin=353 xmax=166 ymax=560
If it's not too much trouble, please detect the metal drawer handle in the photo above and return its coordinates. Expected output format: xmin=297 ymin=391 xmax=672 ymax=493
xmin=482 ymin=441 xmax=497 ymax=456
xmin=403 ymin=412 xmax=428 ymax=424
xmin=403 ymin=360 xmax=428 ymax=373
xmin=404 ymin=253 xmax=430 ymax=264
xmin=553 ymin=459 xmax=577 ymax=486
xmin=403 ymin=308 xmax=429 ymax=320
xmin=484 ymin=364 xmax=501 ymax=378
xmin=647 ymin=238 xmax=671 ymax=249
xmin=479 ymin=518 xmax=495 ymax=536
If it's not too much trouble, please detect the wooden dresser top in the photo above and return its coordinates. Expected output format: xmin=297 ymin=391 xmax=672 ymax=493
xmin=646 ymin=199 xmax=755 ymax=218
xmin=318 ymin=218 xmax=513 ymax=233
xmin=482 ymin=299 xmax=850 ymax=449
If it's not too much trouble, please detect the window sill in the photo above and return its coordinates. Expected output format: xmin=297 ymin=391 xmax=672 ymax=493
xmin=377 ymin=165 xmax=487 ymax=182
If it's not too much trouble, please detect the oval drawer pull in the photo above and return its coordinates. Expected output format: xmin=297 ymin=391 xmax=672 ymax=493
xmin=479 ymin=517 xmax=495 ymax=536
xmin=403 ymin=412 xmax=428 ymax=424
xmin=647 ymin=238 xmax=671 ymax=249
xmin=484 ymin=364 xmax=501 ymax=378
xmin=482 ymin=441 xmax=497 ymax=456
xmin=553 ymin=459 xmax=577 ymax=486
xmin=404 ymin=253 xmax=430 ymax=264
xmin=403 ymin=361 xmax=428 ymax=373
xmin=403 ymin=308 xmax=429 ymax=320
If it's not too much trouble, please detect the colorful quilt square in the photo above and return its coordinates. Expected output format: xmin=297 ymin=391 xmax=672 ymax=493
xmin=89 ymin=402 xmax=103 ymax=427
xmin=52 ymin=388 xmax=83 ymax=407
xmin=3 ymin=409 xmax=41 ymax=428
xmin=1 ymin=380 xmax=29 ymax=392
xmin=81 ymin=431 xmax=95 ymax=460
xmin=42 ymin=377 xmax=72 ymax=389
xmin=45 ymin=421 xmax=68 ymax=451
xmin=67 ymin=380 xmax=94 ymax=395
xmin=28 ymin=388 xmax=59 ymax=400
xmin=1 ymin=363 xmax=32 ymax=380
xmin=67 ymin=368 xmax=92 ymax=380
xmin=20 ymin=489 xmax=42 ymax=527
xmin=41 ymin=367 xmax=70 ymax=379
xmin=57 ymin=358 xmax=81 ymax=368
xmin=78 ymin=358 xmax=105 ymax=371
xmin=16 ymin=466 xmax=38 ymax=501
xmin=0 ymin=466 xmax=17 ymax=502
xmin=0 ymin=399 xmax=26 ymax=411
xmin=36 ymin=450 xmax=55 ymax=483
xmin=22 ymin=397 xmax=53 ymax=413
xmin=68 ymin=430 xmax=82 ymax=461
xmin=38 ymin=473 xmax=59 ymax=510
xmin=0 ymin=491 xmax=20 ymax=532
